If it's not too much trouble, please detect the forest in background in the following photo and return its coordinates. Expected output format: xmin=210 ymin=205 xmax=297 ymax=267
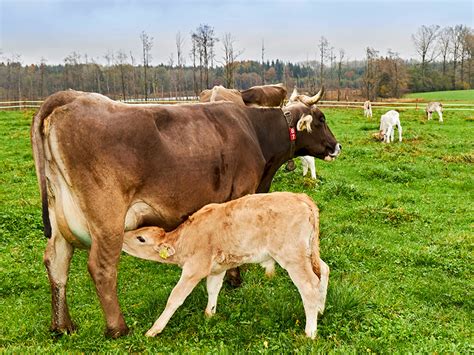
xmin=1 ymin=24 xmax=472 ymax=102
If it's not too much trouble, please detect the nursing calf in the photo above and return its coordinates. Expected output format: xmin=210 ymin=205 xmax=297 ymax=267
xmin=123 ymin=192 xmax=329 ymax=339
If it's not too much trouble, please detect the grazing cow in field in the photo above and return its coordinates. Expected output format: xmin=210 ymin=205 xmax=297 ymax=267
xmin=240 ymin=83 xmax=288 ymax=107
xmin=199 ymin=85 xmax=245 ymax=105
xmin=363 ymin=100 xmax=373 ymax=118
xmin=379 ymin=110 xmax=402 ymax=143
xmin=122 ymin=192 xmax=330 ymax=339
xmin=31 ymin=88 xmax=340 ymax=338
xmin=425 ymin=102 xmax=443 ymax=122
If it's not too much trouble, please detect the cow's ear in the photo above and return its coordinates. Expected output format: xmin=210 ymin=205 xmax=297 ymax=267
xmin=153 ymin=243 xmax=175 ymax=259
xmin=297 ymin=114 xmax=313 ymax=133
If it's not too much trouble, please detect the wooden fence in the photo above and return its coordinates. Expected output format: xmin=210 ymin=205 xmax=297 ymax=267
xmin=1 ymin=99 xmax=474 ymax=111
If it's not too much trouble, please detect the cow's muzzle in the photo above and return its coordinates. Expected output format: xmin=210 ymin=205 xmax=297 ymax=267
xmin=324 ymin=143 xmax=342 ymax=161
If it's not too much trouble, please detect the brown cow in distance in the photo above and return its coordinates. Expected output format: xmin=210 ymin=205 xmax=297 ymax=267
xmin=31 ymin=88 xmax=340 ymax=338
xmin=240 ymin=83 xmax=288 ymax=107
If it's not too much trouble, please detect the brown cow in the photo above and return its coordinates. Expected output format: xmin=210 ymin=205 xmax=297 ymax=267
xmin=199 ymin=85 xmax=245 ymax=105
xmin=122 ymin=192 xmax=330 ymax=339
xmin=240 ymin=83 xmax=288 ymax=107
xmin=31 ymin=89 xmax=340 ymax=337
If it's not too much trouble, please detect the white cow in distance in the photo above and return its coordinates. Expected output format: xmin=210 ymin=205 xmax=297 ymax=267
xmin=379 ymin=110 xmax=402 ymax=143
xmin=363 ymin=100 xmax=373 ymax=118
xmin=426 ymin=102 xmax=443 ymax=122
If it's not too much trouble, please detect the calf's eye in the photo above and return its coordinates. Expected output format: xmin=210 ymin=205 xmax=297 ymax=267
xmin=137 ymin=236 xmax=146 ymax=243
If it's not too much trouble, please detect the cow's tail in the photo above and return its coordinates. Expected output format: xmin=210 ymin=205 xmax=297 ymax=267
xmin=31 ymin=90 xmax=83 ymax=238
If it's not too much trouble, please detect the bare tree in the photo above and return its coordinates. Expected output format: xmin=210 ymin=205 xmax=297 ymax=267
xmin=190 ymin=33 xmax=199 ymax=96
xmin=318 ymin=36 xmax=329 ymax=87
xmin=175 ymin=32 xmax=185 ymax=99
xmin=140 ymin=30 xmax=153 ymax=101
xmin=458 ymin=25 xmax=471 ymax=84
xmin=168 ymin=53 xmax=176 ymax=99
xmin=192 ymin=24 xmax=218 ymax=90
xmin=39 ymin=57 xmax=47 ymax=98
xmin=64 ymin=51 xmax=82 ymax=90
xmin=115 ymin=50 xmax=128 ymax=101
xmin=221 ymin=33 xmax=243 ymax=88
xmin=261 ymin=39 xmax=265 ymax=85
xmin=103 ymin=50 xmax=114 ymax=94
xmin=363 ymin=47 xmax=379 ymax=100
xmin=412 ymin=25 xmax=440 ymax=86
xmin=438 ymin=27 xmax=452 ymax=81
xmin=337 ymin=49 xmax=345 ymax=101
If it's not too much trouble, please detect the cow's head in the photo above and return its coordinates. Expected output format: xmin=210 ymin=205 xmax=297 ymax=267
xmin=285 ymin=87 xmax=341 ymax=160
xmin=123 ymin=226 xmax=175 ymax=262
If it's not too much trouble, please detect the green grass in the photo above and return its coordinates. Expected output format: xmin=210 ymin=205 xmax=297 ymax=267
xmin=1 ymin=108 xmax=473 ymax=352
xmin=405 ymin=89 xmax=474 ymax=102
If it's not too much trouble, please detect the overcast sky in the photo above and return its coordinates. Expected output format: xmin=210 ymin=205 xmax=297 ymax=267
xmin=1 ymin=0 xmax=472 ymax=65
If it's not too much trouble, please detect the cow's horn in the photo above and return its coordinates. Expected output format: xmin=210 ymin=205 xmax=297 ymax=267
xmin=288 ymin=87 xmax=299 ymax=103
xmin=302 ymin=86 xmax=324 ymax=106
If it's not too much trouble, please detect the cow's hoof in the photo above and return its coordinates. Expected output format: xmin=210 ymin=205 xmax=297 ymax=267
xmin=105 ymin=324 xmax=130 ymax=339
xmin=50 ymin=321 xmax=77 ymax=337
xmin=285 ymin=159 xmax=296 ymax=171
xmin=225 ymin=268 xmax=242 ymax=288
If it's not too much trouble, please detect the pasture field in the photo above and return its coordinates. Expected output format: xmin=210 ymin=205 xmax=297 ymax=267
xmin=0 ymin=106 xmax=473 ymax=353
xmin=405 ymin=89 xmax=474 ymax=102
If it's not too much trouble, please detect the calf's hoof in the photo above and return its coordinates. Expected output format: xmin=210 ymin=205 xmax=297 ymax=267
xmin=145 ymin=328 xmax=162 ymax=337
xmin=105 ymin=324 xmax=130 ymax=339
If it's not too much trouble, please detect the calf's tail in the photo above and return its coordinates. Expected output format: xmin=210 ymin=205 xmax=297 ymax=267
xmin=301 ymin=194 xmax=321 ymax=279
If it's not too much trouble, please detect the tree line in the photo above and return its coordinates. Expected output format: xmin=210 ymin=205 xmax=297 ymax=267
xmin=0 ymin=24 xmax=472 ymax=102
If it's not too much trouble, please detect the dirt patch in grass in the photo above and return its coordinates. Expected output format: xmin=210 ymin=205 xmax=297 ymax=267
xmin=441 ymin=152 xmax=474 ymax=163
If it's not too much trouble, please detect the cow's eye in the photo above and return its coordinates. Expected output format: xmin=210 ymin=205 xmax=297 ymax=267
xmin=137 ymin=236 xmax=146 ymax=243
xmin=320 ymin=116 xmax=326 ymax=123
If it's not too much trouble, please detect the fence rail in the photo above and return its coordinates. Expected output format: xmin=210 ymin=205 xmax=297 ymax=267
xmin=1 ymin=99 xmax=474 ymax=111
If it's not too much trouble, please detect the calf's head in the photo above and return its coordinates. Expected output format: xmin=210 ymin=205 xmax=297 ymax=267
xmin=285 ymin=87 xmax=341 ymax=161
xmin=123 ymin=226 xmax=174 ymax=261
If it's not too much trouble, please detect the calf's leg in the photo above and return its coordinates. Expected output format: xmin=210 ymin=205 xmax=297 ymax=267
xmin=205 ymin=272 xmax=226 ymax=317
xmin=44 ymin=212 xmax=75 ymax=334
xmin=317 ymin=259 xmax=330 ymax=315
xmin=285 ymin=263 xmax=321 ymax=339
xmin=146 ymin=266 xmax=207 ymax=336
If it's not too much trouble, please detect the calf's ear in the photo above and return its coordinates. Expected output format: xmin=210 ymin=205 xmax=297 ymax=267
xmin=297 ymin=114 xmax=313 ymax=133
xmin=153 ymin=243 xmax=175 ymax=259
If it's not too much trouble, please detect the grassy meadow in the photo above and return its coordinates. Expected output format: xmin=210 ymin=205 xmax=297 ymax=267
xmin=405 ymin=89 xmax=474 ymax=102
xmin=0 ymin=103 xmax=473 ymax=352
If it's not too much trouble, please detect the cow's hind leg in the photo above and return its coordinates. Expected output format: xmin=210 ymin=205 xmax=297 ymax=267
xmin=44 ymin=212 xmax=75 ymax=334
xmin=87 ymin=223 xmax=129 ymax=338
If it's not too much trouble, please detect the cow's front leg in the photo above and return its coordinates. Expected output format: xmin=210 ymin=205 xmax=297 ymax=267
xmin=88 ymin=226 xmax=129 ymax=338
xmin=44 ymin=215 xmax=75 ymax=334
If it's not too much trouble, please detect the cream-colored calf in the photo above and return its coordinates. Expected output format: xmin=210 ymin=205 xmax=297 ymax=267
xmin=122 ymin=192 xmax=329 ymax=339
